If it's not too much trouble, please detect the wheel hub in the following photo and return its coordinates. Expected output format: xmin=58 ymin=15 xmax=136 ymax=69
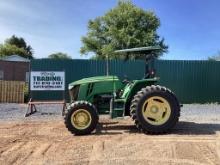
xmin=71 ymin=109 xmax=92 ymax=130
xmin=142 ymin=96 xmax=171 ymax=126
xmin=150 ymin=106 xmax=159 ymax=113
xmin=77 ymin=113 xmax=87 ymax=122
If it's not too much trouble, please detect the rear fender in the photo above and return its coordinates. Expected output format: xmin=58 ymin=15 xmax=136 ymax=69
xmin=121 ymin=78 xmax=159 ymax=102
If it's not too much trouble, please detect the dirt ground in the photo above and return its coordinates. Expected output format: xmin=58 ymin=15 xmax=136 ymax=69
xmin=0 ymin=104 xmax=220 ymax=165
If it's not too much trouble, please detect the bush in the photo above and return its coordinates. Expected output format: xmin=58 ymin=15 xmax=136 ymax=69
xmin=24 ymin=84 xmax=29 ymax=103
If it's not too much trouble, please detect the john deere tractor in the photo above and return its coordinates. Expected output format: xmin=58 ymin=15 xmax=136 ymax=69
xmin=64 ymin=46 xmax=181 ymax=135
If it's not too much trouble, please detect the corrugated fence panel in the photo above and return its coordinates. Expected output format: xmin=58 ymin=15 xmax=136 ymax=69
xmin=30 ymin=59 xmax=220 ymax=103
xmin=154 ymin=60 xmax=220 ymax=103
xmin=0 ymin=81 xmax=25 ymax=103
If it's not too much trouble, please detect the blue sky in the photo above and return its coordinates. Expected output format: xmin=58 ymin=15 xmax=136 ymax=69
xmin=0 ymin=0 xmax=219 ymax=60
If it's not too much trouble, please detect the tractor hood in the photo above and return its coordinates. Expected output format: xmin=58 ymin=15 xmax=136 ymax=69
xmin=68 ymin=76 xmax=120 ymax=90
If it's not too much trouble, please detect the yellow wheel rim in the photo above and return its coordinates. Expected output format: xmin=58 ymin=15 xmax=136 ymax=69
xmin=71 ymin=109 xmax=92 ymax=130
xmin=142 ymin=96 xmax=171 ymax=126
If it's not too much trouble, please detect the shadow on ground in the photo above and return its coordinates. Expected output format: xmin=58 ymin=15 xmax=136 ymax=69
xmin=173 ymin=121 xmax=220 ymax=135
xmin=94 ymin=121 xmax=220 ymax=135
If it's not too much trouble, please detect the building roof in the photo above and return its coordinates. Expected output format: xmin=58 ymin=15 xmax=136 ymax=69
xmin=1 ymin=55 xmax=30 ymax=62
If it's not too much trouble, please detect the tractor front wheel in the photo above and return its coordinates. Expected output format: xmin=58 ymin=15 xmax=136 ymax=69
xmin=130 ymin=85 xmax=180 ymax=134
xmin=64 ymin=101 xmax=98 ymax=135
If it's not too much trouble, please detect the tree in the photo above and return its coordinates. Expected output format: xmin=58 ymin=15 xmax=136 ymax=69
xmin=0 ymin=35 xmax=34 ymax=59
xmin=0 ymin=44 xmax=31 ymax=59
xmin=208 ymin=51 xmax=220 ymax=61
xmin=48 ymin=52 xmax=72 ymax=59
xmin=80 ymin=0 xmax=168 ymax=60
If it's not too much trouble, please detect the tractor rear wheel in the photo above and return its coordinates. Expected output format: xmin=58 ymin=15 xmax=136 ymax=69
xmin=64 ymin=101 xmax=98 ymax=135
xmin=130 ymin=85 xmax=180 ymax=134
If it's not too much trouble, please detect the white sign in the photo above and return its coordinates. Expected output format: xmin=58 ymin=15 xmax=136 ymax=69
xmin=30 ymin=71 xmax=65 ymax=91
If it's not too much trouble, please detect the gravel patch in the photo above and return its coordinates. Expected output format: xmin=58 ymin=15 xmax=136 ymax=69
xmin=0 ymin=103 xmax=63 ymax=122
xmin=0 ymin=103 xmax=220 ymax=123
xmin=180 ymin=104 xmax=220 ymax=123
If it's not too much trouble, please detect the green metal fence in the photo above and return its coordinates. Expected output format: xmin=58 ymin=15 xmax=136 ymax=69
xmin=30 ymin=59 xmax=220 ymax=103
xmin=154 ymin=60 xmax=220 ymax=103
xmin=30 ymin=59 xmax=145 ymax=101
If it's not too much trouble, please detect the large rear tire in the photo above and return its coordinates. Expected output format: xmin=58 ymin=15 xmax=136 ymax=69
xmin=64 ymin=101 xmax=98 ymax=135
xmin=130 ymin=85 xmax=180 ymax=134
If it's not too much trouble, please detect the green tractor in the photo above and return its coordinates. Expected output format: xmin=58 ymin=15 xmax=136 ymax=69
xmin=64 ymin=46 xmax=181 ymax=135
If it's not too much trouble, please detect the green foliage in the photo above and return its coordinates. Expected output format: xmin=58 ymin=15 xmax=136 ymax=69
xmin=48 ymin=52 xmax=72 ymax=59
xmin=0 ymin=44 xmax=32 ymax=59
xmin=24 ymin=84 xmax=29 ymax=103
xmin=80 ymin=0 xmax=168 ymax=59
xmin=0 ymin=35 xmax=34 ymax=59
